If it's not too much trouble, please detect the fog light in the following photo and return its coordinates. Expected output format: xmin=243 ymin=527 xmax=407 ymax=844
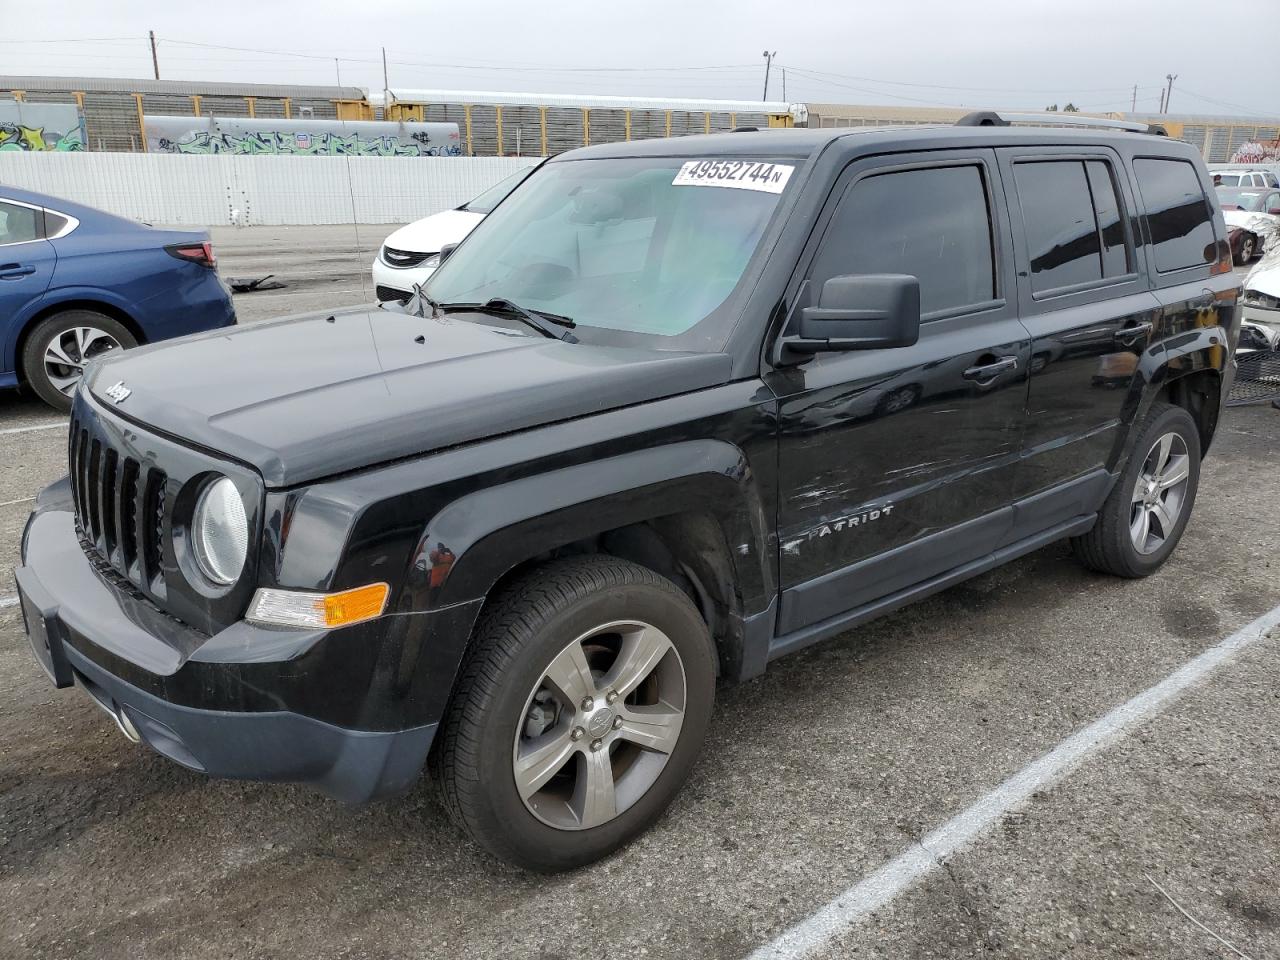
xmin=246 ymin=583 xmax=390 ymax=628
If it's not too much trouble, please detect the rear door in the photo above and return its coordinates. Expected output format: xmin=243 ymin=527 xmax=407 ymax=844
xmin=1129 ymin=153 xmax=1239 ymax=402
xmin=767 ymin=150 xmax=1031 ymax=635
xmin=0 ymin=199 xmax=56 ymax=374
xmin=998 ymin=148 xmax=1159 ymax=532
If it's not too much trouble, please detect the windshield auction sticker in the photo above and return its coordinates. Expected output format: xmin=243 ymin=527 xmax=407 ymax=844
xmin=672 ymin=160 xmax=794 ymax=193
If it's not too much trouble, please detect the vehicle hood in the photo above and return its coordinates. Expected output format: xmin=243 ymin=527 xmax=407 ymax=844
xmin=1246 ymin=249 xmax=1280 ymax=297
xmin=382 ymin=209 xmax=484 ymax=254
xmin=84 ymin=307 xmax=732 ymax=487
xmin=1223 ymin=209 xmax=1278 ymax=232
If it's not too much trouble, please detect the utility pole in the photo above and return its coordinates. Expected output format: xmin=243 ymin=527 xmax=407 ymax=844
xmin=149 ymin=30 xmax=160 ymax=80
xmin=1131 ymin=84 xmax=1137 ymax=113
xmin=762 ymin=51 xmax=776 ymax=101
xmin=382 ymin=46 xmax=390 ymax=117
xmin=1163 ymin=74 xmax=1177 ymax=114
xmin=782 ymin=67 xmax=787 ymax=101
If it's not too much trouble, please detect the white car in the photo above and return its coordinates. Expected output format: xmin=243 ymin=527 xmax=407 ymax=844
xmin=1213 ymin=168 xmax=1280 ymax=188
xmin=1242 ymin=246 xmax=1280 ymax=337
xmin=372 ymin=167 xmax=534 ymax=301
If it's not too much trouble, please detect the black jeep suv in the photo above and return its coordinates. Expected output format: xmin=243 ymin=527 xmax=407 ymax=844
xmin=17 ymin=117 xmax=1240 ymax=870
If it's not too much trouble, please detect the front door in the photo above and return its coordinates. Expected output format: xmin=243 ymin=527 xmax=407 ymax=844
xmin=767 ymin=151 xmax=1030 ymax=636
xmin=997 ymin=149 xmax=1160 ymax=529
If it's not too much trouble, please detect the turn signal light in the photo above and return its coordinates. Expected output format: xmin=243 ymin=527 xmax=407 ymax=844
xmin=246 ymin=583 xmax=390 ymax=629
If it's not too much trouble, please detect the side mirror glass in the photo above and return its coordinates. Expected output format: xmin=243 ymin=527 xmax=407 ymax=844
xmin=790 ymin=274 xmax=922 ymax=354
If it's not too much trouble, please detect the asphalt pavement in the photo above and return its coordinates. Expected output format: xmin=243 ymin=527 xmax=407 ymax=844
xmin=0 ymin=231 xmax=1277 ymax=959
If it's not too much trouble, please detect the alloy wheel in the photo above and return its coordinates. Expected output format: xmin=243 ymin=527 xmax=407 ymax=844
xmin=1130 ymin=431 xmax=1191 ymax=555
xmin=512 ymin=620 xmax=687 ymax=831
xmin=43 ymin=326 xmax=122 ymax=396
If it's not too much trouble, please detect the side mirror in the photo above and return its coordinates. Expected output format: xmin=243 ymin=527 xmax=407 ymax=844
xmin=1268 ymin=207 xmax=1280 ymax=216
xmin=789 ymin=274 xmax=921 ymax=353
xmin=438 ymin=243 xmax=458 ymax=263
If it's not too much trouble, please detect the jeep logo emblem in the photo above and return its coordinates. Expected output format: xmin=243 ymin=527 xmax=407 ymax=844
xmin=104 ymin=381 xmax=131 ymax=404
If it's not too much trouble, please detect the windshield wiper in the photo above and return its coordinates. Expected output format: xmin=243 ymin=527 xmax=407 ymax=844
xmin=440 ymin=297 xmax=578 ymax=343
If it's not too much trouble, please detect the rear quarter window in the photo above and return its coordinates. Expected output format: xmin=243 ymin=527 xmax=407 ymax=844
xmin=1133 ymin=158 xmax=1216 ymax=273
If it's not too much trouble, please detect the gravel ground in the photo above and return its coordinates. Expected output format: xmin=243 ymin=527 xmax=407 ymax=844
xmin=0 ymin=230 xmax=1276 ymax=959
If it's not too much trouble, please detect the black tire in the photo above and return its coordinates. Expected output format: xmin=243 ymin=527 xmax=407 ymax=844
xmin=433 ymin=556 xmax=716 ymax=872
xmin=21 ymin=310 xmax=136 ymax=412
xmin=1234 ymin=233 xmax=1256 ymax=265
xmin=1071 ymin=402 xmax=1201 ymax=578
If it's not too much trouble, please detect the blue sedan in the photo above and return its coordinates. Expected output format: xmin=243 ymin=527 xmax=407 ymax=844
xmin=1 ymin=186 xmax=235 ymax=411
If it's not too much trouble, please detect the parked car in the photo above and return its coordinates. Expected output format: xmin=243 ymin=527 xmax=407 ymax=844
xmin=18 ymin=118 xmax=1240 ymax=871
xmin=0 ymin=186 xmax=234 ymax=411
xmin=1242 ymin=249 xmax=1280 ymax=333
xmin=371 ymin=166 xmax=534 ymax=302
xmin=1212 ymin=167 xmax=1280 ymax=188
xmin=1216 ymin=186 xmax=1280 ymax=263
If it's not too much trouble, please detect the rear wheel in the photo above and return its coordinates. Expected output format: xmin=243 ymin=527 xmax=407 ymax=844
xmin=434 ymin=556 xmax=715 ymax=871
xmin=1072 ymin=403 xmax=1201 ymax=578
xmin=21 ymin=310 xmax=136 ymax=412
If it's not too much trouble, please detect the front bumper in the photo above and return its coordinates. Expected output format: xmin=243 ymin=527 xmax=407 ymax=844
xmin=15 ymin=486 xmax=475 ymax=803
xmin=1242 ymin=301 xmax=1280 ymax=333
xmin=371 ymin=255 xmax=437 ymax=302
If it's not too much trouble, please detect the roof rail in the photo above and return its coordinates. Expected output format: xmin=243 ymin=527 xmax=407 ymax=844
xmin=956 ymin=110 xmax=1168 ymax=137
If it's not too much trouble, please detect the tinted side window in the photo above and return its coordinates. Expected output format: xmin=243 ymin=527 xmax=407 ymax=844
xmin=43 ymin=211 xmax=71 ymax=237
xmin=0 ymin=201 xmax=40 ymax=245
xmin=1013 ymin=161 xmax=1103 ymax=293
xmin=811 ymin=165 xmax=995 ymax=316
xmin=1086 ymin=161 xmax=1130 ymax=277
xmin=1133 ymin=158 xmax=1216 ymax=273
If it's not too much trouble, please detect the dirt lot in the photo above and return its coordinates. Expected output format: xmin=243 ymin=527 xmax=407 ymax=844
xmin=0 ymin=232 xmax=1277 ymax=959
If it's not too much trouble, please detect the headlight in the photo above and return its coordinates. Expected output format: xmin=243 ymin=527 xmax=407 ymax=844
xmin=1244 ymin=289 xmax=1280 ymax=310
xmin=192 ymin=476 xmax=248 ymax=585
xmin=420 ymin=252 xmax=441 ymax=269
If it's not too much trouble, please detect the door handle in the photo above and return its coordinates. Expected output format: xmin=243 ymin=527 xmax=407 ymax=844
xmin=963 ymin=355 xmax=1018 ymax=382
xmin=1114 ymin=321 xmax=1154 ymax=345
xmin=0 ymin=264 xmax=36 ymax=280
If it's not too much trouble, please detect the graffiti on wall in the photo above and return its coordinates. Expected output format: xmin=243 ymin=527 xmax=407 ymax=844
xmin=144 ymin=115 xmax=461 ymax=156
xmin=1231 ymin=141 xmax=1280 ymax=164
xmin=0 ymin=101 xmax=86 ymax=151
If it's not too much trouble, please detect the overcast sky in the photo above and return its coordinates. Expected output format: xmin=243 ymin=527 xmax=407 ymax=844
xmin=6 ymin=0 xmax=1278 ymax=118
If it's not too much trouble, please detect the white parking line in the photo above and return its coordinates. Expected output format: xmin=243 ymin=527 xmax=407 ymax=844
xmin=0 ymin=496 xmax=34 ymax=507
xmin=747 ymin=602 xmax=1280 ymax=960
xmin=0 ymin=421 xmax=67 ymax=437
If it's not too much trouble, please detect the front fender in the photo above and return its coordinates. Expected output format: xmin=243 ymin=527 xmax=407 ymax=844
xmin=406 ymin=439 xmax=774 ymax=617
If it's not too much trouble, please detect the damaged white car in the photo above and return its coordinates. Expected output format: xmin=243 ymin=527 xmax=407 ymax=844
xmin=1217 ymin=186 xmax=1280 ymax=264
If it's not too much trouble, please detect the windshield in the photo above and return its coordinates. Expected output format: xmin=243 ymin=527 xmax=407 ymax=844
xmin=425 ymin=156 xmax=796 ymax=349
xmin=1218 ymin=188 xmax=1265 ymax=211
xmin=460 ymin=166 xmax=535 ymax=215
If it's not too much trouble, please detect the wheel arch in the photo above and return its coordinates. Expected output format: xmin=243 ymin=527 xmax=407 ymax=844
xmin=12 ymin=298 xmax=144 ymax=384
xmin=405 ymin=440 xmax=776 ymax=681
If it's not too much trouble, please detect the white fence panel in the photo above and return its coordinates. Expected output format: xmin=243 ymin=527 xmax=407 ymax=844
xmin=0 ymin=153 xmax=540 ymax=226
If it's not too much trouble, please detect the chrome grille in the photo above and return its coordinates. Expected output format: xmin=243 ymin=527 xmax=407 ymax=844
xmin=68 ymin=412 xmax=168 ymax=593
xmin=381 ymin=245 xmax=432 ymax=268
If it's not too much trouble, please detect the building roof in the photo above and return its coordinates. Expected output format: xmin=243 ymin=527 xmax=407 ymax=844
xmin=0 ymin=75 xmax=365 ymax=100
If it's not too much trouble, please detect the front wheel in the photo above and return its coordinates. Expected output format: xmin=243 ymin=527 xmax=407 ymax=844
xmin=1072 ymin=402 xmax=1201 ymax=578
xmin=1234 ymin=233 xmax=1256 ymax=265
xmin=433 ymin=556 xmax=716 ymax=871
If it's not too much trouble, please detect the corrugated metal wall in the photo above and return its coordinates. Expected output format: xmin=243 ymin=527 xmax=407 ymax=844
xmin=0 ymin=153 xmax=539 ymax=225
